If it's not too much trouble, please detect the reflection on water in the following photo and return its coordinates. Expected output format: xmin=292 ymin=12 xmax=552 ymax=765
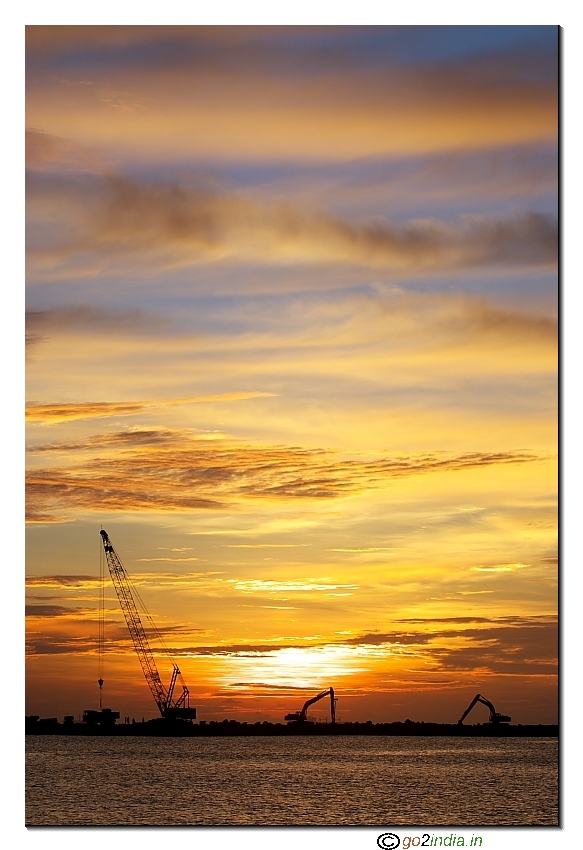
xmin=26 ymin=735 xmax=558 ymax=826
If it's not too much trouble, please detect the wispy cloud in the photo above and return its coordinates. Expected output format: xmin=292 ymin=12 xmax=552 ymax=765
xmin=26 ymin=392 xmax=277 ymax=423
xmin=330 ymin=547 xmax=400 ymax=553
xmin=135 ymin=557 xmax=200 ymax=562
xmin=25 ymin=571 xmax=222 ymax=589
xmin=26 ymin=127 xmax=113 ymax=173
xmin=25 ymin=574 xmax=99 ymax=588
xmin=222 ymin=543 xmax=310 ymax=549
xmin=25 ymin=289 xmax=558 ymax=370
xmin=228 ymin=579 xmax=358 ymax=594
xmin=26 ymin=427 xmax=543 ymax=521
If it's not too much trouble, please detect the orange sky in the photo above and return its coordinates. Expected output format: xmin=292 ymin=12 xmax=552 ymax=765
xmin=25 ymin=25 xmax=558 ymax=725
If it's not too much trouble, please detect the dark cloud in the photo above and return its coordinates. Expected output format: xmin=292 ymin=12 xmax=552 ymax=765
xmin=428 ymin=623 xmax=558 ymax=675
xmin=171 ymin=643 xmax=310 ymax=656
xmin=397 ymin=617 xmax=494 ymax=624
xmin=422 ymin=295 xmax=557 ymax=348
xmin=28 ymin=172 xmax=557 ymax=275
xmin=342 ymin=632 xmax=433 ymax=646
xmin=26 ymin=26 xmax=556 ymax=96
xmin=25 ymin=305 xmax=164 ymax=351
xmin=219 ymin=682 xmax=312 ymax=693
xmin=25 ymin=629 xmax=130 ymax=656
xmin=94 ymin=177 xmax=560 ymax=270
xmin=26 ymin=575 xmax=98 ymax=587
xmin=394 ymin=615 xmax=557 ymax=626
xmin=25 ymin=571 xmax=219 ymax=588
xmin=25 ymin=616 xmax=200 ymax=656
xmin=25 ymin=612 xmax=557 ymax=682
xmin=25 ymin=605 xmax=76 ymax=617
xmin=26 ymin=636 xmax=98 ymax=656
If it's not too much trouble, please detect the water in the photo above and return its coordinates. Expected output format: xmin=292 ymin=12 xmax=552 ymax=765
xmin=26 ymin=736 xmax=558 ymax=826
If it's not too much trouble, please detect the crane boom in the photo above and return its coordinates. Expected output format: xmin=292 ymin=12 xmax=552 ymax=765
xmin=99 ymin=529 xmax=195 ymax=719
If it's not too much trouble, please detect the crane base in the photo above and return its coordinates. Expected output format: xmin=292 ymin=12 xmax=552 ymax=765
xmin=163 ymin=707 xmax=197 ymax=721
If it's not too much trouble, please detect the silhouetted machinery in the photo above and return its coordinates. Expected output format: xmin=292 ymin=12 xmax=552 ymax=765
xmin=98 ymin=529 xmax=196 ymax=721
xmin=285 ymin=688 xmax=337 ymax=724
xmin=83 ymin=708 xmax=120 ymax=725
xmin=458 ymin=694 xmax=511 ymax=725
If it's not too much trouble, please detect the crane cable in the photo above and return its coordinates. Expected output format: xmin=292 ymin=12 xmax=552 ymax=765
xmin=110 ymin=549 xmax=187 ymax=697
xmin=123 ymin=567 xmax=184 ymax=684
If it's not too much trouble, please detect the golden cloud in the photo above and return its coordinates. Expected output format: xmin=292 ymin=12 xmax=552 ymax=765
xmin=228 ymin=579 xmax=358 ymax=594
xmin=26 ymin=392 xmax=277 ymax=423
xmin=26 ymin=610 xmax=557 ymax=681
xmin=26 ymin=427 xmax=544 ymax=521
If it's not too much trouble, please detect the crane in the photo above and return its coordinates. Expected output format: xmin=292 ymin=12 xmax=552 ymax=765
xmin=285 ymin=688 xmax=337 ymax=724
xmin=99 ymin=529 xmax=196 ymax=721
xmin=458 ymin=694 xmax=511 ymax=725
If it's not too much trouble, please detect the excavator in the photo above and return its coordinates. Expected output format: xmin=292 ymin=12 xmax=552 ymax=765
xmin=285 ymin=688 xmax=337 ymax=724
xmin=458 ymin=694 xmax=511 ymax=725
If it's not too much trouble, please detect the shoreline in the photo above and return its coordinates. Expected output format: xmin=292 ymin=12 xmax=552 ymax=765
xmin=25 ymin=718 xmax=558 ymax=737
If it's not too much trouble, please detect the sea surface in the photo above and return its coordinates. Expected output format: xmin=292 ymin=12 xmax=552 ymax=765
xmin=26 ymin=735 xmax=558 ymax=827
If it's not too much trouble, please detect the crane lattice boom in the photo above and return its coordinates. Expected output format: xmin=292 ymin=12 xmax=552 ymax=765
xmin=99 ymin=529 xmax=195 ymax=719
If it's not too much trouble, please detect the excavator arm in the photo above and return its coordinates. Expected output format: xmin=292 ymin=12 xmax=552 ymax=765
xmin=285 ymin=688 xmax=336 ymax=723
xmin=458 ymin=693 xmax=511 ymax=725
xmin=299 ymin=689 xmax=331 ymax=720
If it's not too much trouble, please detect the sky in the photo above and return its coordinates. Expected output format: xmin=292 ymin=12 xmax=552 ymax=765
xmin=25 ymin=25 xmax=558 ymax=725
